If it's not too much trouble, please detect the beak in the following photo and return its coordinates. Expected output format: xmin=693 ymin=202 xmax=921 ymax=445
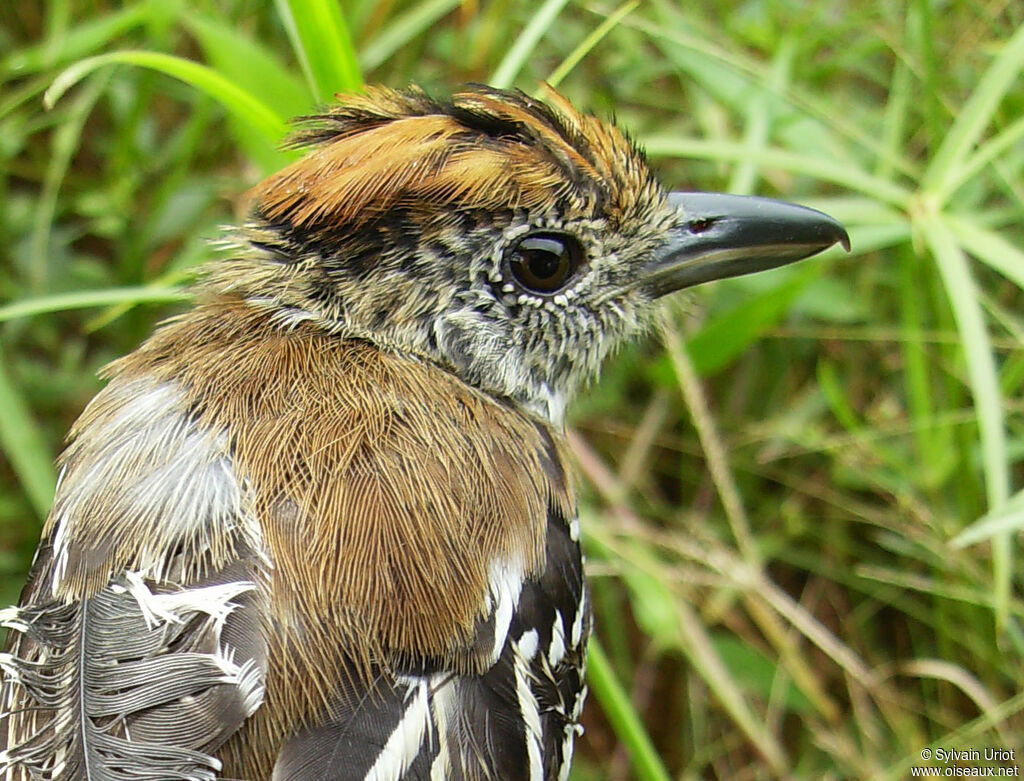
xmin=642 ymin=192 xmax=851 ymax=298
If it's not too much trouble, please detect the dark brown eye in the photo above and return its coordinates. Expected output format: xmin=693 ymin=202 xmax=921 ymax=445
xmin=506 ymin=232 xmax=584 ymax=295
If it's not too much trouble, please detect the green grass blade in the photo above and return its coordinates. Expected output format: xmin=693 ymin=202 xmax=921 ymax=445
xmin=941 ymin=114 xmax=1024 ymax=201
xmin=84 ymin=268 xmax=197 ymax=332
xmin=587 ymin=640 xmax=672 ymax=781
xmin=631 ymin=8 xmax=919 ymax=181
xmin=29 ymin=72 xmax=107 ymax=293
xmin=490 ymin=0 xmax=572 ymax=89
xmin=183 ymin=13 xmax=312 ymax=119
xmin=881 ymin=691 xmax=1024 ymax=781
xmin=906 ymin=0 xmax=943 ymax=155
xmin=359 ymin=0 xmax=463 ymax=72
xmin=685 ymin=265 xmax=820 ymax=376
xmin=944 ymin=215 xmax=1024 ymax=291
xmin=952 ymin=489 xmax=1024 ymax=548
xmin=922 ymin=23 xmax=1024 ymax=199
xmin=728 ymin=36 xmax=793 ymax=194
xmin=899 ymin=245 xmax=945 ymax=488
xmin=875 ymin=59 xmax=911 ymax=181
xmin=43 ymin=0 xmax=71 ymax=55
xmin=0 ymin=351 xmax=56 ymax=520
xmin=0 ymin=288 xmax=189 ymax=324
xmin=643 ymin=136 xmax=911 ymax=208
xmin=183 ymin=12 xmax=312 ymax=171
xmin=44 ymin=51 xmax=289 ymax=145
xmin=274 ymin=0 xmax=361 ymax=101
xmin=544 ymin=0 xmax=640 ymax=89
xmin=1 ymin=3 xmax=150 ymax=75
xmin=921 ymin=212 xmax=1011 ymax=623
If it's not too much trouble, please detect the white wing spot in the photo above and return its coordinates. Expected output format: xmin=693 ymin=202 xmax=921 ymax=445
xmin=429 ymin=677 xmax=456 ymax=781
xmin=549 ymin=612 xmax=567 ymax=668
xmin=570 ymin=589 xmax=588 ymax=647
xmin=518 ymin=629 xmax=539 ymax=662
xmin=572 ymin=683 xmax=589 ymax=720
xmin=487 ymin=559 xmax=525 ymax=665
xmin=568 ymin=516 xmax=580 ymax=542
xmin=513 ymin=634 xmax=544 ymax=781
xmin=365 ymin=678 xmax=431 ymax=781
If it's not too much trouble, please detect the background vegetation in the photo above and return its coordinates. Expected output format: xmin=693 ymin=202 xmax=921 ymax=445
xmin=2 ymin=1 xmax=1023 ymax=778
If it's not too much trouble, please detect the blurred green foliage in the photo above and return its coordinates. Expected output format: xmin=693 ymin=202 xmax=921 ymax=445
xmin=1 ymin=1 xmax=1023 ymax=778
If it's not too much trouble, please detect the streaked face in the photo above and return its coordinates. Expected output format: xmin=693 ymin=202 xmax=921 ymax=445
xmin=240 ymin=86 xmax=847 ymax=421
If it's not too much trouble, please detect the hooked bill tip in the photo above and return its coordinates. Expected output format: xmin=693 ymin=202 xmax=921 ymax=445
xmin=642 ymin=192 xmax=851 ymax=296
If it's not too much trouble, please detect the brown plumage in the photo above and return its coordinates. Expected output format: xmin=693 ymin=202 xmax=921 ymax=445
xmin=0 ymin=85 xmax=847 ymax=781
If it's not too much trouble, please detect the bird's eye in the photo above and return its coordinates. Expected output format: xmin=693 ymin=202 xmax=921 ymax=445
xmin=506 ymin=232 xmax=585 ymax=295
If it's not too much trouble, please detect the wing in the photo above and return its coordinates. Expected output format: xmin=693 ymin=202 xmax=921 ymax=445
xmin=269 ymin=503 xmax=590 ymax=781
xmin=0 ymin=376 xmax=269 ymax=781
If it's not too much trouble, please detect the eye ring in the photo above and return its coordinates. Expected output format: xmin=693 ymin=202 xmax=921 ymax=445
xmin=504 ymin=231 xmax=585 ymax=296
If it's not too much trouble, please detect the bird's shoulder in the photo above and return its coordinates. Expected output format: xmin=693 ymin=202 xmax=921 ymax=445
xmin=3 ymin=298 xmax=580 ymax=781
xmin=115 ymin=299 xmax=574 ymax=668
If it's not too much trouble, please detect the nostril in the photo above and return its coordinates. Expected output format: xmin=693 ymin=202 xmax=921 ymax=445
xmin=688 ymin=217 xmax=716 ymax=234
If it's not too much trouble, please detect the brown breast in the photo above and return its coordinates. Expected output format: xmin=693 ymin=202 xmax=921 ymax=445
xmin=110 ymin=299 xmax=573 ymax=778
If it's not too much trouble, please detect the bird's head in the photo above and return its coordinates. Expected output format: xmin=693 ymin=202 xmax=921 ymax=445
xmin=210 ymin=85 xmax=848 ymax=424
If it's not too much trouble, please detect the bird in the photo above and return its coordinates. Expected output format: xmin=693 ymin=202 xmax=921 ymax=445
xmin=0 ymin=84 xmax=848 ymax=781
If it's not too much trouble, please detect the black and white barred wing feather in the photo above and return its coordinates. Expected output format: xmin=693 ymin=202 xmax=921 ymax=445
xmin=272 ymin=505 xmax=591 ymax=781
xmin=0 ymin=378 xmax=268 ymax=781
xmin=0 ymin=560 xmax=266 ymax=781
